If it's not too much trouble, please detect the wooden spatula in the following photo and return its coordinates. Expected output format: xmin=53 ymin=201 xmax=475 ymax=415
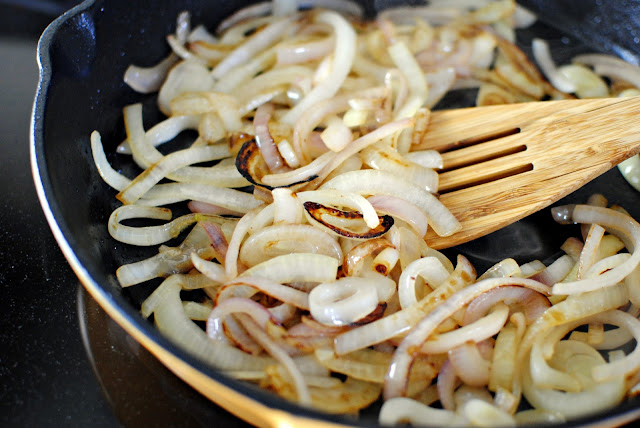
xmin=412 ymin=96 xmax=640 ymax=249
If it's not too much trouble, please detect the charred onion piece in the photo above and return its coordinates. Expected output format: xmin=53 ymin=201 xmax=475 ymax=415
xmin=235 ymin=139 xmax=317 ymax=190
xmin=303 ymin=201 xmax=394 ymax=239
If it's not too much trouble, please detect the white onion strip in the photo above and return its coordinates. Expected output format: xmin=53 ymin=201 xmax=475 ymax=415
xmin=212 ymin=17 xmax=295 ymax=79
xmin=281 ymin=10 xmax=357 ymax=125
xmin=124 ymin=53 xmax=179 ymax=94
xmin=116 ymin=145 xmax=235 ymax=204
xmin=236 ymin=313 xmax=312 ymax=405
xmin=421 ymin=303 xmax=509 ymax=354
xmin=144 ymin=277 xmax=273 ymax=370
xmin=321 ymin=169 xmax=461 ymax=237
xmin=309 ymin=277 xmax=379 ymax=326
xmin=334 ymin=256 xmax=477 ymax=355
xmin=91 ymin=131 xmax=131 ymax=191
xmin=239 ymin=223 xmax=342 ymax=267
xmin=108 ymin=205 xmax=199 ymax=246
xmin=117 ymin=115 xmax=200 ymax=154
xmin=552 ymin=205 xmax=640 ymax=295
xmin=398 ymin=256 xmax=450 ymax=309
xmin=384 ymin=277 xmax=550 ymax=399
xmin=532 ymin=38 xmax=577 ymax=93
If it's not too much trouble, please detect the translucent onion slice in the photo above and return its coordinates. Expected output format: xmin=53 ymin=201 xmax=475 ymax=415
xmin=531 ymin=38 xmax=577 ymax=94
xmin=262 ymin=364 xmax=381 ymax=414
xmin=116 ymin=145 xmax=237 ymax=204
xmin=398 ymin=256 xmax=450 ymax=309
xmin=276 ymin=36 xmax=335 ymax=65
xmin=551 ymin=205 xmax=640 ymax=295
xmin=321 ymin=169 xmax=461 ymax=237
xmin=236 ymin=138 xmax=320 ymax=189
xmin=298 ymin=189 xmax=380 ymax=229
xmin=272 ymin=187 xmax=304 ymax=224
xmin=236 ymin=314 xmax=311 ymax=405
xmin=220 ymin=276 xmax=310 ymax=309
xmin=240 ymin=253 xmax=339 ymax=286
xmin=421 ymin=303 xmax=509 ymax=354
xmin=238 ymin=223 xmax=342 ymax=267
xmin=448 ymin=342 xmax=491 ymax=387
xmin=309 ymin=277 xmax=379 ymax=326
xmin=618 ymin=155 xmax=640 ymax=192
xmin=388 ymin=41 xmax=428 ymax=119
xmin=91 ymin=131 xmax=131 ymax=191
xmin=335 ymin=255 xmax=477 ymax=355
xmin=108 ymin=205 xmax=200 ymax=246
xmin=556 ymin=64 xmax=609 ymax=99
xmin=116 ymin=222 xmax=218 ymax=287
xmin=463 ymin=286 xmax=551 ymax=325
xmin=281 ymin=10 xmax=357 ymax=125
xmin=462 ymin=399 xmax=516 ymax=427
xmin=384 ymin=276 xmax=550 ymax=399
xmin=522 ymin=342 xmax=625 ymax=418
xmin=157 ymin=61 xmax=214 ymax=115
xmin=212 ymin=17 xmax=295 ymax=80
xmin=360 ymin=144 xmax=438 ymax=193
xmin=144 ymin=276 xmax=273 ymax=370
xmin=437 ymin=359 xmax=458 ymax=411
xmin=117 ymin=115 xmax=200 ymax=155
xmin=290 ymin=86 xmax=386 ymax=163
xmin=124 ymin=53 xmax=179 ymax=94
xmin=379 ymin=397 xmax=467 ymax=426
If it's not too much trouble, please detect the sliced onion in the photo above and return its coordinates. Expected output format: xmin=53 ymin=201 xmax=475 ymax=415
xmin=379 ymin=397 xmax=467 ymax=426
xmin=298 ymin=189 xmax=380 ymax=229
xmin=360 ymin=144 xmax=438 ymax=193
xmin=91 ymin=131 xmax=131 ymax=191
xmin=522 ymin=342 xmax=625 ymax=418
xmin=239 ymin=224 xmax=342 ymax=267
xmin=551 ymin=205 xmax=640 ymax=295
xmin=384 ymin=276 xmax=549 ymax=399
xmin=108 ymin=205 xmax=199 ymax=246
xmin=144 ymin=276 xmax=272 ymax=370
xmin=116 ymin=222 xmax=217 ymax=287
xmin=277 ymin=36 xmax=335 ymax=65
xmin=309 ymin=277 xmax=379 ymax=326
xmin=157 ymin=61 xmax=213 ymax=115
xmin=212 ymin=17 xmax=295 ymax=79
xmin=421 ymin=303 xmax=509 ymax=354
xmin=321 ymin=169 xmax=461 ymax=237
xmin=302 ymin=200 xmax=394 ymax=240
xmin=240 ymin=253 xmax=339 ymax=287
xmin=532 ymin=38 xmax=576 ymax=94
xmin=116 ymin=145 xmax=235 ymax=204
xmin=253 ymin=103 xmax=289 ymax=173
xmin=463 ymin=286 xmax=551 ymax=325
xmin=398 ymin=256 xmax=450 ymax=309
xmin=436 ymin=359 xmax=458 ymax=411
xmin=343 ymin=238 xmax=395 ymax=277
xmin=124 ymin=53 xmax=179 ymax=94
xmin=335 ymin=256 xmax=477 ymax=355
xmin=281 ymin=10 xmax=357 ymax=125
xmin=117 ymin=115 xmax=200 ymax=155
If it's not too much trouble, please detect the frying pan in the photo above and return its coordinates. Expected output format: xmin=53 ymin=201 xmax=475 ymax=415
xmin=30 ymin=0 xmax=640 ymax=426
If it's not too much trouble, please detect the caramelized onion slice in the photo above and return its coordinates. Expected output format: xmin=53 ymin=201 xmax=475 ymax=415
xmin=303 ymin=201 xmax=394 ymax=239
xmin=235 ymin=138 xmax=318 ymax=190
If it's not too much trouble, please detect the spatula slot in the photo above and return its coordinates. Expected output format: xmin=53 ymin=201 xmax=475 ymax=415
xmin=442 ymin=127 xmax=521 ymax=153
xmin=441 ymin=143 xmax=527 ymax=172
xmin=439 ymin=162 xmax=534 ymax=194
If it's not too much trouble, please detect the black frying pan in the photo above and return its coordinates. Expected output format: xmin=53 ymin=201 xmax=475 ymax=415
xmin=31 ymin=0 xmax=640 ymax=426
